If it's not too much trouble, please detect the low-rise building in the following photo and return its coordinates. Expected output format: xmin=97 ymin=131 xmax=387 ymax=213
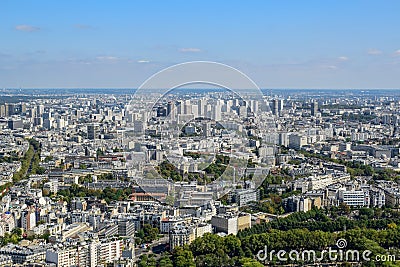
xmin=337 ymin=188 xmax=369 ymax=207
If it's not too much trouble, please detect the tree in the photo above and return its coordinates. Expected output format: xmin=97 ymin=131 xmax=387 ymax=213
xmin=173 ymin=246 xmax=195 ymax=267
xmin=239 ymin=257 xmax=264 ymax=267
xmin=158 ymin=255 xmax=173 ymax=267
xmin=339 ymin=202 xmax=351 ymax=215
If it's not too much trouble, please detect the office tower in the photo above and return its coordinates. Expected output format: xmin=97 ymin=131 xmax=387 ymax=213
xmin=8 ymin=119 xmax=23 ymax=130
xmin=212 ymin=102 xmax=222 ymax=121
xmin=34 ymin=117 xmax=43 ymax=127
xmin=205 ymin=104 xmax=212 ymax=118
xmin=157 ymin=106 xmax=167 ymax=117
xmin=0 ymin=105 xmax=5 ymax=117
xmin=176 ymin=100 xmax=183 ymax=115
xmin=167 ymin=101 xmax=176 ymax=120
xmin=20 ymin=103 xmax=27 ymax=114
xmin=202 ymin=122 xmax=211 ymax=137
xmin=226 ymin=100 xmax=233 ymax=112
xmin=278 ymin=99 xmax=284 ymax=112
xmin=43 ymin=119 xmax=53 ymax=130
xmin=87 ymin=124 xmax=99 ymax=140
xmin=238 ymin=105 xmax=247 ymax=117
xmin=249 ymin=100 xmax=258 ymax=113
xmin=183 ymin=100 xmax=192 ymax=115
xmin=279 ymin=132 xmax=289 ymax=147
xmin=198 ymin=99 xmax=206 ymax=117
xmin=29 ymin=106 xmax=36 ymax=118
xmin=6 ymin=103 xmax=14 ymax=116
xmin=56 ymin=118 xmax=66 ymax=129
xmin=272 ymin=99 xmax=279 ymax=116
xmin=311 ymin=100 xmax=318 ymax=116
xmin=37 ymin=104 xmax=45 ymax=117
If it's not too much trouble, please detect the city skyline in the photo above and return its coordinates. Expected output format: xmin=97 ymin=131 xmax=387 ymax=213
xmin=1 ymin=0 xmax=400 ymax=89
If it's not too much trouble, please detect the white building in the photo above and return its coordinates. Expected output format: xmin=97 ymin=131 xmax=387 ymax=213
xmin=211 ymin=213 xmax=238 ymax=235
xmin=369 ymin=188 xmax=385 ymax=207
xmin=337 ymin=189 xmax=369 ymax=207
xmin=21 ymin=209 xmax=36 ymax=231
xmin=46 ymin=247 xmax=77 ymax=267
xmin=289 ymin=134 xmax=307 ymax=149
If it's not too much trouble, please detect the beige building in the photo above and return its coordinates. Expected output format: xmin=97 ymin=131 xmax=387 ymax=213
xmin=211 ymin=212 xmax=251 ymax=235
xmin=46 ymin=247 xmax=77 ymax=267
xmin=237 ymin=214 xmax=251 ymax=231
xmin=169 ymin=222 xmax=212 ymax=251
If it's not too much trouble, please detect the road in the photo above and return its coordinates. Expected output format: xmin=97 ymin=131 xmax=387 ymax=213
xmin=135 ymin=236 xmax=169 ymax=258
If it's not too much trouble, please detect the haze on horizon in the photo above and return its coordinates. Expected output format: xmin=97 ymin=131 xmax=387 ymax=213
xmin=1 ymin=0 xmax=400 ymax=89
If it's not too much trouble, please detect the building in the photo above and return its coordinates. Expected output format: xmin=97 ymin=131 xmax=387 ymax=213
xmin=369 ymin=188 xmax=385 ymax=208
xmin=118 ymin=220 xmax=135 ymax=237
xmin=237 ymin=214 xmax=251 ymax=231
xmin=21 ymin=209 xmax=36 ymax=231
xmin=0 ymin=255 xmax=12 ymax=266
xmin=46 ymin=247 xmax=77 ymax=267
xmin=283 ymin=195 xmax=322 ymax=212
xmin=87 ymin=124 xmax=99 ymax=140
xmin=97 ymin=239 xmax=123 ymax=264
xmin=229 ymin=189 xmax=259 ymax=207
xmin=0 ymin=213 xmax=15 ymax=236
xmin=169 ymin=225 xmax=195 ymax=251
xmin=289 ymin=134 xmax=307 ymax=149
xmin=167 ymin=101 xmax=175 ymax=118
xmin=272 ymin=99 xmax=279 ymax=116
xmin=311 ymin=100 xmax=318 ymax=116
xmin=337 ymin=189 xmax=369 ymax=207
xmin=0 ymin=244 xmax=46 ymax=264
xmin=202 ymin=122 xmax=211 ymax=137
xmin=169 ymin=223 xmax=212 ymax=251
xmin=7 ymin=119 xmax=23 ymax=130
xmin=211 ymin=212 xmax=251 ymax=235
xmin=384 ymin=188 xmax=400 ymax=207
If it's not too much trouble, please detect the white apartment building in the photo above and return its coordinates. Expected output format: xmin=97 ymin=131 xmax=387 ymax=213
xmin=46 ymin=247 xmax=77 ymax=267
xmin=337 ymin=189 xmax=369 ymax=207
xmin=46 ymin=239 xmax=123 ymax=267
xmin=211 ymin=213 xmax=238 ymax=235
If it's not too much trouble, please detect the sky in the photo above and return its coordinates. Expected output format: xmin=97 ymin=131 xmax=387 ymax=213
xmin=1 ymin=0 xmax=400 ymax=89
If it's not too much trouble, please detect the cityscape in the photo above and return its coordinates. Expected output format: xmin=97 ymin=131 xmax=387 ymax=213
xmin=1 ymin=1 xmax=400 ymax=267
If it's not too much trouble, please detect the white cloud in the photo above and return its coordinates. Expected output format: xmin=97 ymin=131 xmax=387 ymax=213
xmin=15 ymin=25 xmax=40 ymax=32
xmin=180 ymin=48 xmax=202 ymax=53
xmin=321 ymin=65 xmax=338 ymax=70
xmin=367 ymin=49 xmax=383 ymax=55
xmin=338 ymin=56 xmax=349 ymax=61
xmin=137 ymin=60 xmax=150 ymax=63
xmin=395 ymin=49 xmax=400 ymax=56
xmin=96 ymin=56 xmax=119 ymax=61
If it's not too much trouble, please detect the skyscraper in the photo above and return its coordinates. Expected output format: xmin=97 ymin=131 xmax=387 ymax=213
xmin=272 ymin=99 xmax=279 ymax=116
xmin=166 ymin=101 xmax=176 ymax=120
xmin=311 ymin=101 xmax=318 ymax=116
xmin=198 ymin=99 xmax=206 ymax=117
xmin=202 ymin=122 xmax=211 ymax=137
xmin=87 ymin=124 xmax=99 ymax=140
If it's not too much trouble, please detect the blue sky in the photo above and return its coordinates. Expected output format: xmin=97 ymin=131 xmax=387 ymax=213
xmin=1 ymin=0 xmax=400 ymax=88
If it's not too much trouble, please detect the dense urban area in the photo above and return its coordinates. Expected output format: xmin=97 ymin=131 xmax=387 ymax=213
xmin=1 ymin=88 xmax=400 ymax=267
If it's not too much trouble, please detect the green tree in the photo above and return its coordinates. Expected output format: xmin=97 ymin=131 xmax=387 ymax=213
xmin=173 ymin=246 xmax=195 ymax=267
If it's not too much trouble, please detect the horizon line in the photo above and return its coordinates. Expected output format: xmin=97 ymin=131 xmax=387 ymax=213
xmin=2 ymin=87 xmax=400 ymax=90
